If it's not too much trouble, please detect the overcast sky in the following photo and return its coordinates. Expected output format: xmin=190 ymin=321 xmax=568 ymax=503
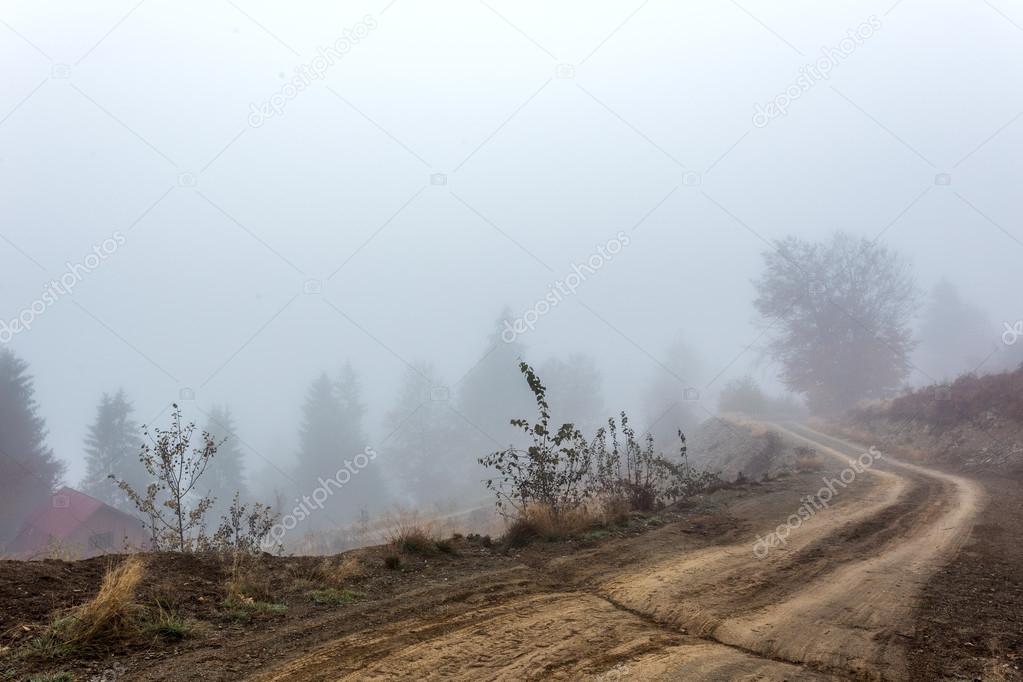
xmin=2 ymin=0 xmax=1021 ymax=485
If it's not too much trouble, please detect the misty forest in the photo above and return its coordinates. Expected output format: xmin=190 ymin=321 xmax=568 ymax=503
xmin=2 ymin=2 xmax=1021 ymax=681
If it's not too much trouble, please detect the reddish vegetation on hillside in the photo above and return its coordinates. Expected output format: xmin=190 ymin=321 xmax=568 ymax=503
xmin=857 ymin=367 xmax=1023 ymax=428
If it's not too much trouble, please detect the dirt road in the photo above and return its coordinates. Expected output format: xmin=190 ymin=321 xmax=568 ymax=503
xmin=238 ymin=425 xmax=983 ymax=681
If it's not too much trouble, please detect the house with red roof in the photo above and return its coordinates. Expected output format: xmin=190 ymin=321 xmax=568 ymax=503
xmin=4 ymin=487 xmax=149 ymax=559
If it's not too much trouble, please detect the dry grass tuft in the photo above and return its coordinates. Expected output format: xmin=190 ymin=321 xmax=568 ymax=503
xmin=64 ymin=556 xmax=146 ymax=646
xmin=433 ymin=538 xmax=457 ymax=555
xmin=600 ymin=497 xmax=632 ymax=527
xmin=17 ymin=555 xmax=199 ymax=662
xmin=386 ymin=509 xmax=438 ymax=554
xmin=314 ymin=554 xmax=368 ymax=585
xmin=224 ymin=554 xmax=275 ymax=605
xmin=504 ymin=504 xmax=602 ymax=547
xmin=221 ymin=560 xmax=286 ymax=620
xmin=142 ymin=601 xmax=196 ymax=642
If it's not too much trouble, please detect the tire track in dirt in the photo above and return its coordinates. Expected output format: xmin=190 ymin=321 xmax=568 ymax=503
xmin=254 ymin=588 xmax=831 ymax=681
xmin=584 ymin=430 xmax=908 ymax=638
xmin=249 ymin=424 xmax=980 ymax=681
xmin=706 ymin=424 xmax=983 ymax=679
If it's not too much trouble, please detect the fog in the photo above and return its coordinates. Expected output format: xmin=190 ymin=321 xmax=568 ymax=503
xmin=3 ymin=0 xmax=1021 ymax=517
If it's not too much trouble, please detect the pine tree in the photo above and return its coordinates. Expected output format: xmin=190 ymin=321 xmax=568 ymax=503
xmin=539 ymin=354 xmax=605 ymax=436
xmin=443 ymin=309 xmax=537 ymax=503
xmin=457 ymin=308 xmax=534 ymax=443
xmin=294 ymin=364 xmax=389 ymax=527
xmin=0 ymin=349 xmax=65 ymax=544
xmin=296 ymin=372 xmax=343 ymax=480
xmin=335 ymin=362 xmax=367 ymax=459
xmin=916 ymin=279 xmax=995 ymax=380
xmin=80 ymin=389 xmax=145 ymax=512
xmin=202 ymin=404 xmax=248 ymax=520
xmin=334 ymin=362 xmax=386 ymax=518
xmin=383 ymin=362 xmax=456 ymax=504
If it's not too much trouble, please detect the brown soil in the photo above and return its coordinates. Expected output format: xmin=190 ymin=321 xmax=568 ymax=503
xmin=3 ymin=423 xmax=1019 ymax=681
xmin=907 ymin=474 xmax=1023 ymax=681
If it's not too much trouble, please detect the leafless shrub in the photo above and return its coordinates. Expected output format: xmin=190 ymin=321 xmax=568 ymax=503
xmin=589 ymin=413 xmax=663 ymax=512
xmin=112 ymin=404 xmax=278 ymax=555
xmin=200 ymin=491 xmax=281 ymax=555
xmin=653 ymin=431 xmax=722 ymax=503
xmin=110 ymin=404 xmax=218 ymax=552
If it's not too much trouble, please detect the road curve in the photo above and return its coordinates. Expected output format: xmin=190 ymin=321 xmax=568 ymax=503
xmin=251 ymin=424 xmax=983 ymax=681
xmin=708 ymin=424 xmax=984 ymax=678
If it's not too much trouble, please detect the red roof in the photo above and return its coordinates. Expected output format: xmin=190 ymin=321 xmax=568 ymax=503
xmin=5 ymin=487 xmax=148 ymax=558
xmin=10 ymin=486 xmax=143 ymax=541
xmin=25 ymin=487 xmax=110 ymax=537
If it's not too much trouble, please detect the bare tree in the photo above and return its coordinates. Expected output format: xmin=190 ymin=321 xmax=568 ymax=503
xmin=754 ymin=233 xmax=919 ymax=413
xmin=112 ymin=404 xmax=219 ymax=552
